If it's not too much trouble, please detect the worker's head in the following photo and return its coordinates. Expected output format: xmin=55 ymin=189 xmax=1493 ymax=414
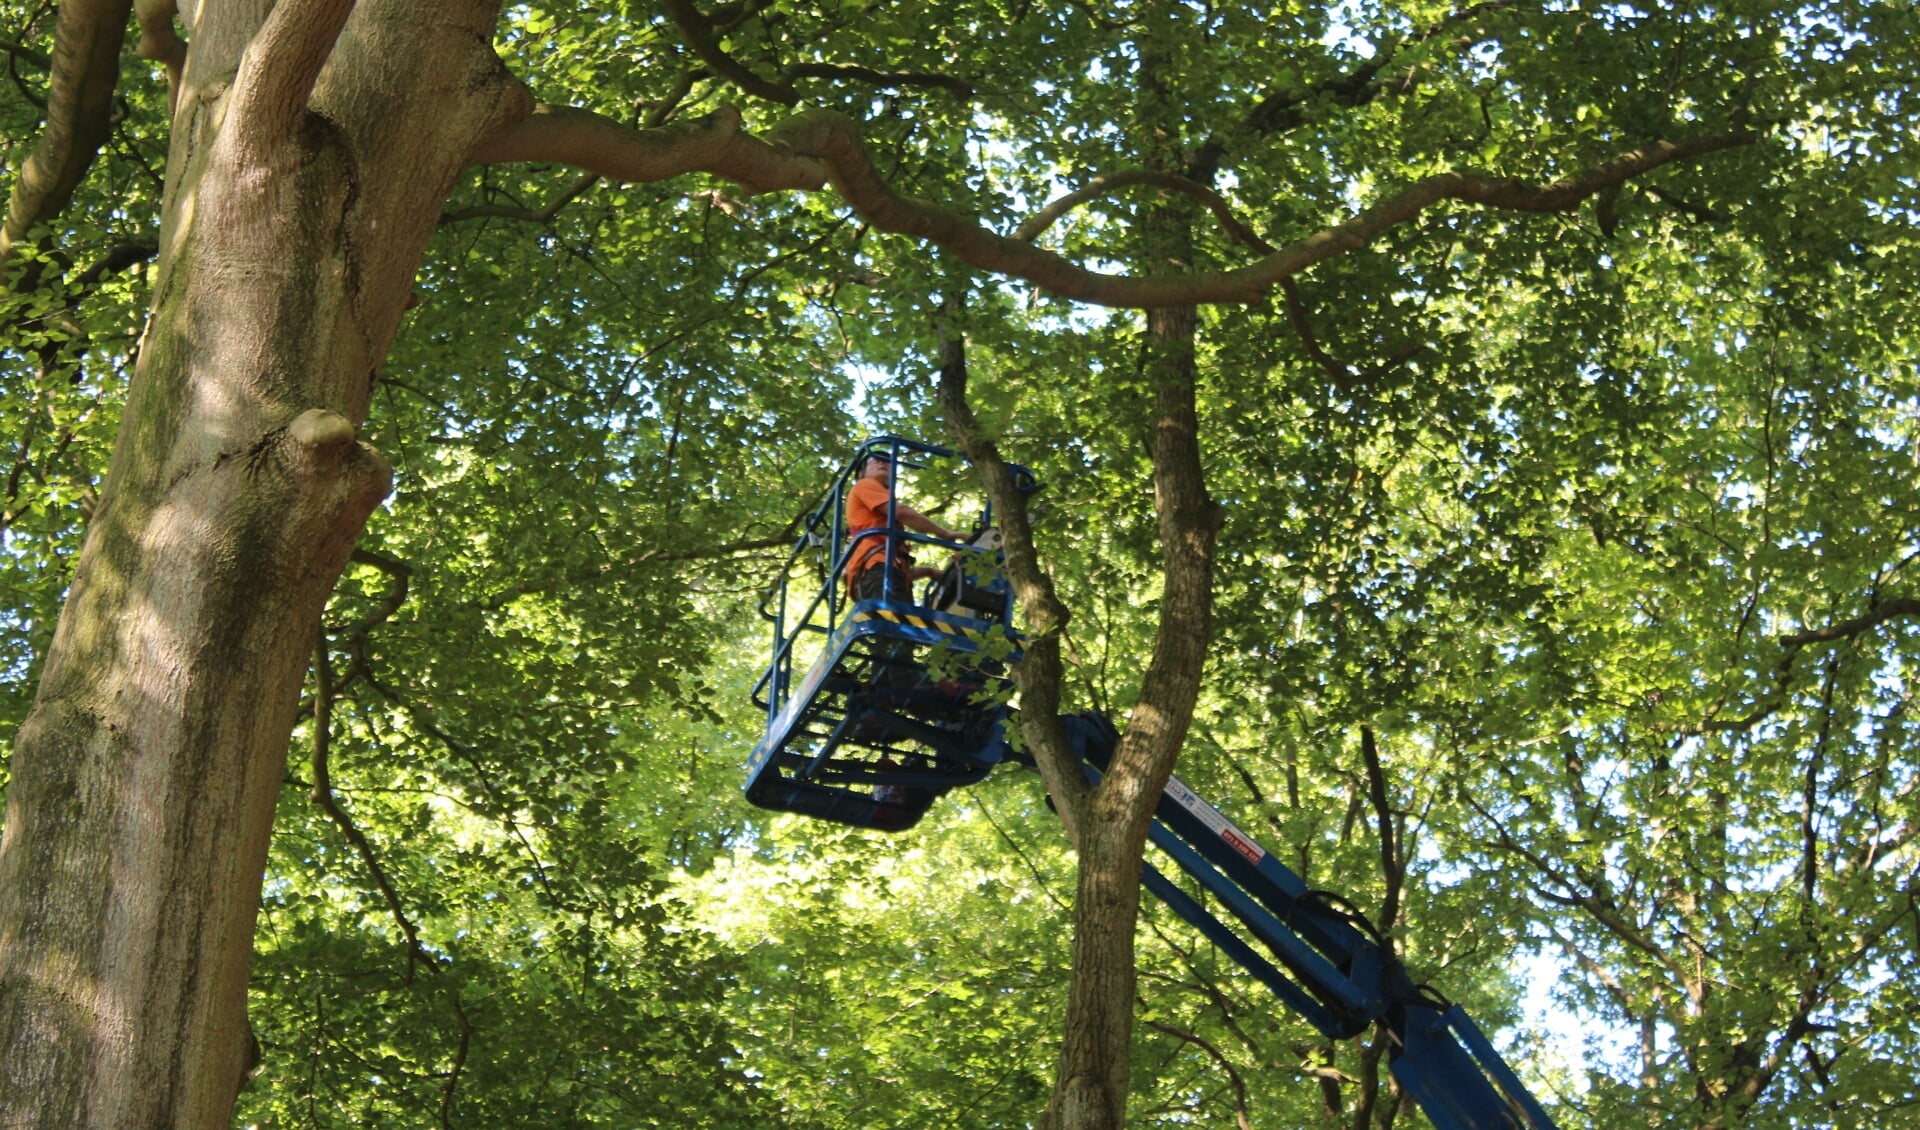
xmin=860 ymin=453 xmax=893 ymax=483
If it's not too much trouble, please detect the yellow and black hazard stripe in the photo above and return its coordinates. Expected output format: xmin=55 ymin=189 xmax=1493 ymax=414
xmin=854 ymin=606 xmax=989 ymax=643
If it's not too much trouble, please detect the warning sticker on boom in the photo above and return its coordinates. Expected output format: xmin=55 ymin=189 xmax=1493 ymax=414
xmin=1164 ymin=775 xmax=1267 ymax=865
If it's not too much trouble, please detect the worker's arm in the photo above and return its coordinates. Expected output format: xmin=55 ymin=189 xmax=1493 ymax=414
xmin=893 ymin=504 xmax=966 ymax=545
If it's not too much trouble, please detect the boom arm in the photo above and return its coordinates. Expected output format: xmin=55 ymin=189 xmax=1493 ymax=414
xmin=1056 ymin=714 xmax=1558 ymax=1130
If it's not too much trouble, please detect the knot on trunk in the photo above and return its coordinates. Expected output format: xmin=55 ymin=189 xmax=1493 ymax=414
xmin=288 ymin=408 xmax=355 ymax=451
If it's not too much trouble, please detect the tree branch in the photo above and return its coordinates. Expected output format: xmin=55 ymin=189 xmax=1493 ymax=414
xmin=476 ymin=530 xmax=794 ymax=611
xmin=229 ymin=0 xmax=357 ymax=149
xmin=787 ymin=61 xmax=974 ymax=98
xmin=1198 ymin=0 xmax=1516 ymax=176
xmin=475 ymin=99 xmax=1758 ymax=308
xmin=0 ymin=0 xmax=133 ymax=264
xmin=468 ymin=102 xmax=827 ymax=196
xmin=440 ymin=171 xmax=601 ymax=226
xmin=1143 ymin=1020 xmax=1254 ymax=1130
xmin=1643 ymin=184 xmax=1730 ymax=225
xmin=0 ymin=35 xmax=51 ymax=71
xmin=438 ymin=996 xmax=473 ymax=1129
xmin=133 ymin=0 xmax=186 ymax=88
xmin=71 ymin=238 xmax=156 ymax=288
xmin=1359 ymin=726 xmax=1402 ymax=939
xmin=1280 ymin=277 xmax=1353 ymax=385
xmin=772 ymin=112 xmax=1759 ymax=306
xmin=311 ymin=628 xmax=433 ymax=975
xmin=657 ymin=0 xmax=799 ymax=105
xmin=934 ymin=304 xmax=1090 ymax=841
xmin=1013 ymin=168 xmax=1275 ymax=252
xmin=1697 ymin=595 xmax=1920 ymax=734
xmin=343 ymin=545 xmax=411 ymax=636
xmin=1781 ymin=597 xmax=1920 ymax=648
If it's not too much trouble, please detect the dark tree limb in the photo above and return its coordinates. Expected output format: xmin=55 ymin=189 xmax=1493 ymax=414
xmin=71 ymin=237 xmax=156 ymax=287
xmin=0 ymin=35 xmax=50 ymax=70
xmin=657 ymin=0 xmax=799 ymax=105
xmin=1644 ymin=184 xmax=1730 ymax=225
xmin=1280 ymin=277 xmax=1353 ymax=385
xmin=1359 ymin=726 xmax=1402 ymax=940
xmin=1781 ymin=597 xmax=1920 ymax=648
xmin=934 ymin=303 xmax=1089 ymax=840
xmin=343 ymin=545 xmax=411 ymax=634
xmin=1697 ymin=596 xmax=1920 ymax=734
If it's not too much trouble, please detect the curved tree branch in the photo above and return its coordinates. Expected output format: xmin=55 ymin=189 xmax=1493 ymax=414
xmin=1695 ymin=596 xmax=1920 ymax=734
xmin=756 ymin=112 xmax=1759 ymax=307
xmin=474 ymin=100 xmax=1759 ymax=308
xmin=1194 ymin=0 xmax=1516 ymax=177
xmin=1279 ymin=276 xmax=1354 ymax=385
xmin=1360 ymin=725 xmax=1402 ymax=940
xmin=1780 ymin=597 xmax=1920 ymax=648
xmin=0 ymin=0 xmax=133 ymax=264
xmin=0 ymin=35 xmax=51 ymax=71
xmin=311 ymin=629 xmax=433 ymax=975
xmin=934 ymin=306 xmax=1089 ymax=841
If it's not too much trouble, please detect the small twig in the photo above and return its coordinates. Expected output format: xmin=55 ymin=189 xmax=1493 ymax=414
xmin=440 ymin=171 xmax=601 ymax=226
xmin=310 ymin=627 xmax=433 ymax=976
xmin=1015 ymin=168 xmax=1274 ymax=251
xmin=787 ymin=62 xmax=974 ymax=99
xmin=1143 ymin=1020 xmax=1255 ymax=1130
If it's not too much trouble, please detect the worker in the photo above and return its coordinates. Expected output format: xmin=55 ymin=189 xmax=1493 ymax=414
xmin=845 ymin=452 xmax=966 ymax=603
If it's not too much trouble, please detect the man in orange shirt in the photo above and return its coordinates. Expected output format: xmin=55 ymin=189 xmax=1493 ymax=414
xmin=846 ymin=453 xmax=966 ymax=603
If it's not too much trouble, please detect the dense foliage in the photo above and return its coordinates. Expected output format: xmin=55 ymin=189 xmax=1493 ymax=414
xmin=1 ymin=0 xmax=1915 ymax=1125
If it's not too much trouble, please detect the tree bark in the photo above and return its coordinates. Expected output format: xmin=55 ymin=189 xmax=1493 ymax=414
xmin=0 ymin=1 xmax=523 ymax=1126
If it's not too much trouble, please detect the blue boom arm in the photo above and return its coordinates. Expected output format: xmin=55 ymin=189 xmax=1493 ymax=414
xmin=1056 ymin=713 xmax=1558 ymax=1130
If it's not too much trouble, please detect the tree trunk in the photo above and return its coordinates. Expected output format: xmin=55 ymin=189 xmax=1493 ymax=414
xmin=0 ymin=2 xmax=521 ymax=1125
xmin=941 ymin=266 xmax=1219 ymax=1130
xmin=1041 ymin=189 xmax=1221 ymax=1125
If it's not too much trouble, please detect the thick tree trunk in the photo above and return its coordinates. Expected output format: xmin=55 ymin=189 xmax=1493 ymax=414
xmin=0 ymin=2 xmax=522 ymax=1125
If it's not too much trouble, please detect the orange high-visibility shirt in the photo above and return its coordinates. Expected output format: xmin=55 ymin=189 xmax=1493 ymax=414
xmin=844 ymin=476 xmax=901 ymax=582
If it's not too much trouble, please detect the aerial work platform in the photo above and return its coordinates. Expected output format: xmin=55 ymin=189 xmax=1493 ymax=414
xmin=744 ymin=437 xmax=1035 ymax=831
xmin=743 ymin=438 xmax=1558 ymax=1130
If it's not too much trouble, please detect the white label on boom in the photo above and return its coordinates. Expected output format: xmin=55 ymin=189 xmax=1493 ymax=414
xmin=1164 ymin=775 xmax=1266 ymax=865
